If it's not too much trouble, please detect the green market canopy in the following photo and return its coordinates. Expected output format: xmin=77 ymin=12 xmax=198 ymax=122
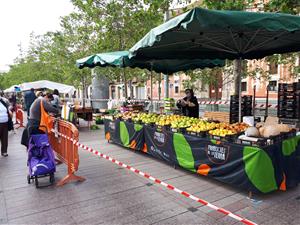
xmin=76 ymin=50 xmax=225 ymax=74
xmin=129 ymin=7 xmax=300 ymax=61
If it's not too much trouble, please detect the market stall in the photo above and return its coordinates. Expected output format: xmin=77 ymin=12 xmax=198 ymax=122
xmin=104 ymin=113 xmax=300 ymax=194
xmin=19 ymin=80 xmax=75 ymax=95
xmin=61 ymin=103 xmax=93 ymax=128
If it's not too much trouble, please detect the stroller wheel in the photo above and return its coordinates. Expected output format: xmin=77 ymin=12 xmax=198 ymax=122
xmin=35 ymin=176 xmax=39 ymax=188
xmin=50 ymin=173 xmax=55 ymax=184
xmin=27 ymin=175 xmax=31 ymax=184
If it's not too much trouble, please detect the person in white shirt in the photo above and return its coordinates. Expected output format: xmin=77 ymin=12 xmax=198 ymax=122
xmin=0 ymin=93 xmax=12 ymax=157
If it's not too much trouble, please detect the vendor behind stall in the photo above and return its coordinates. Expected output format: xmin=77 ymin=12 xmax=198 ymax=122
xmin=177 ymin=89 xmax=199 ymax=118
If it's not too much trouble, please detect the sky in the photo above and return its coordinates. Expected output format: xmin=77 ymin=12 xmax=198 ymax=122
xmin=0 ymin=0 xmax=74 ymax=72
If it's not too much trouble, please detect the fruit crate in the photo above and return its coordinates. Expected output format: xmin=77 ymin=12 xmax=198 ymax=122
xmin=136 ymin=120 xmax=144 ymax=125
xmin=280 ymin=119 xmax=300 ymax=128
xmin=230 ymin=95 xmax=252 ymax=101
xmin=145 ymin=122 xmax=156 ymax=128
xmin=171 ymin=127 xmax=188 ymax=134
xmin=240 ymin=132 xmax=293 ymax=146
xmin=278 ymin=100 xmax=296 ymax=106
xmin=280 ymin=129 xmax=297 ymax=139
xmin=116 ymin=116 xmax=124 ymax=121
xmin=236 ymin=138 xmax=268 ymax=147
xmin=279 ymin=82 xmax=300 ymax=91
xmin=187 ymin=130 xmax=208 ymax=138
xmin=209 ymin=133 xmax=239 ymax=142
xmin=156 ymin=125 xmax=171 ymax=131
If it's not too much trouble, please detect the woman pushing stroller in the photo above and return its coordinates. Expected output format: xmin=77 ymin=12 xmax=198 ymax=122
xmin=21 ymin=92 xmax=59 ymax=147
xmin=21 ymin=92 xmax=59 ymax=188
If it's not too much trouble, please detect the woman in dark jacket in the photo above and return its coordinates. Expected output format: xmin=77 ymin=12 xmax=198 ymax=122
xmin=176 ymin=89 xmax=199 ymax=118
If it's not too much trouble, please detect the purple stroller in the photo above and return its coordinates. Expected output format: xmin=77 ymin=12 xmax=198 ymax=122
xmin=27 ymin=130 xmax=56 ymax=188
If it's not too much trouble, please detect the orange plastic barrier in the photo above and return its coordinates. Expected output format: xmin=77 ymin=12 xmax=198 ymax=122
xmin=48 ymin=118 xmax=85 ymax=186
xmin=15 ymin=106 xmax=25 ymax=129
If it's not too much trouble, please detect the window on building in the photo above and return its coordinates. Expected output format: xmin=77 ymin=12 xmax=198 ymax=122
xmin=241 ymin=82 xmax=247 ymax=92
xmin=268 ymin=80 xmax=277 ymax=91
xmin=175 ymin=86 xmax=179 ymax=94
xmin=269 ymin=63 xmax=278 ymax=74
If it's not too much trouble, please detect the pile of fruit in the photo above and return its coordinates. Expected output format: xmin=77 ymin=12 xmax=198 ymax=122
xmin=116 ymin=111 xmax=137 ymax=120
xmin=132 ymin=113 xmax=159 ymax=124
xmin=169 ymin=116 xmax=199 ymax=129
xmin=113 ymin=112 xmax=249 ymax=138
xmin=186 ymin=120 xmax=218 ymax=133
xmin=209 ymin=128 xmax=237 ymax=137
xmin=209 ymin=122 xmax=249 ymax=137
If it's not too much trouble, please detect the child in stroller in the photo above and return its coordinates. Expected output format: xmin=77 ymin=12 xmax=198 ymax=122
xmin=27 ymin=126 xmax=56 ymax=188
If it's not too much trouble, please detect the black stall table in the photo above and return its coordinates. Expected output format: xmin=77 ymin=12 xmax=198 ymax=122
xmin=104 ymin=119 xmax=300 ymax=194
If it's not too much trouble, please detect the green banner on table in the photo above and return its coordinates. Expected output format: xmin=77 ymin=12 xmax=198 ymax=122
xmin=105 ymin=119 xmax=300 ymax=193
xmin=104 ymin=119 xmax=144 ymax=150
xmin=144 ymin=126 xmax=177 ymax=164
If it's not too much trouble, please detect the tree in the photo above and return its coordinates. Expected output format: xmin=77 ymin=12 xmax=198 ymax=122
xmin=70 ymin=0 xmax=163 ymax=98
xmin=1 ymin=0 xmax=164 ymax=97
xmin=264 ymin=0 xmax=300 ymax=82
xmin=265 ymin=0 xmax=300 ymax=14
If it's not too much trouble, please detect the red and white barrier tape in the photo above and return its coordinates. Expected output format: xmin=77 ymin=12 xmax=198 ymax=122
xmin=62 ymin=98 xmax=278 ymax=107
xmin=199 ymin=100 xmax=229 ymax=105
xmin=53 ymin=130 xmax=257 ymax=225
xmin=255 ymin=104 xmax=278 ymax=109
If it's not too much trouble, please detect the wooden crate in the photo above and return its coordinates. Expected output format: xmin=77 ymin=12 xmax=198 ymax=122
xmin=203 ymin=111 xmax=230 ymax=123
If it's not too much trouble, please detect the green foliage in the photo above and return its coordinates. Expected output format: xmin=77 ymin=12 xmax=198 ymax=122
xmin=203 ymin=0 xmax=254 ymax=10
xmin=1 ymin=0 xmax=163 ymax=90
xmin=264 ymin=0 xmax=300 ymax=14
xmin=1 ymin=0 xmax=298 ymax=92
xmin=263 ymin=1 xmax=300 ymax=80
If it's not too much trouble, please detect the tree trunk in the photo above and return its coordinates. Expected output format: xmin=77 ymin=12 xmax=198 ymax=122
xmin=128 ymin=80 xmax=133 ymax=99
xmin=214 ymin=81 xmax=219 ymax=111
xmin=150 ymin=71 xmax=153 ymax=101
xmin=123 ymin=68 xmax=128 ymax=99
xmin=82 ymin=76 xmax=86 ymax=108
xmin=158 ymin=73 xmax=161 ymax=101
xmin=233 ymin=59 xmax=243 ymax=122
xmin=234 ymin=60 xmax=242 ymax=95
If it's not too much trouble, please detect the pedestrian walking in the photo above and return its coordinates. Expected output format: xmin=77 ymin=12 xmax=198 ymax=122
xmin=24 ymin=88 xmax=36 ymax=117
xmin=0 ymin=93 xmax=13 ymax=157
xmin=9 ymin=93 xmax=17 ymax=113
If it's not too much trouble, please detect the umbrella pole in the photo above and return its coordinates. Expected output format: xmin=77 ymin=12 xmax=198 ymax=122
xmin=123 ymin=67 xmax=128 ymax=99
xmin=163 ymin=9 xmax=170 ymax=99
xmin=150 ymin=70 xmax=153 ymax=103
xmin=158 ymin=73 xmax=161 ymax=101
xmin=253 ymin=85 xmax=256 ymax=119
xmin=237 ymin=58 xmax=242 ymax=123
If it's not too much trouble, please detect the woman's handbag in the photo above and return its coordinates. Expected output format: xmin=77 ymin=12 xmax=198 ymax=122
xmin=39 ymin=100 xmax=53 ymax=133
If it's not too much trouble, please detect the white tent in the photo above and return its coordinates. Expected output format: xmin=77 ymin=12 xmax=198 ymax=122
xmin=3 ymin=85 xmax=20 ymax=93
xmin=19 ymin=80 xmax=75 ymax=94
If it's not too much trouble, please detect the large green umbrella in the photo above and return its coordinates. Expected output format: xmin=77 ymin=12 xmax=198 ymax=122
xmin=129 ymin=7 xmax=300 ymax=121
xmin=129 ymin=7 xmax=300 ymax=60
xmin=76 ymin=50 xmax=225 ymax=74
